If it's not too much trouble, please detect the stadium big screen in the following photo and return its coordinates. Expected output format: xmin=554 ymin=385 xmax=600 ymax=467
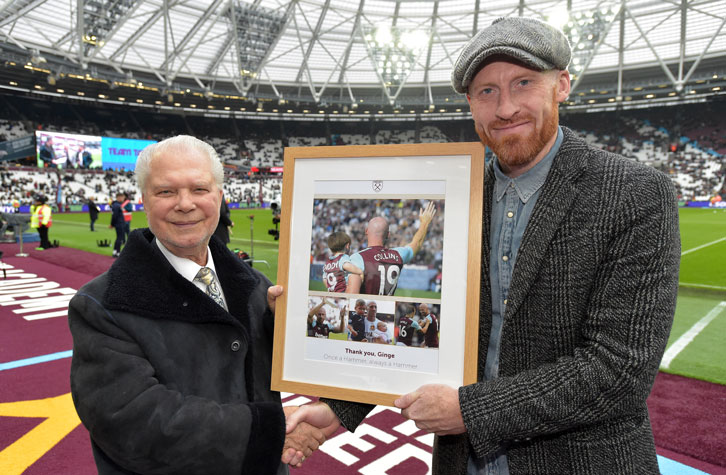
xmin=35 ymin=131 xmax=156 ymax=171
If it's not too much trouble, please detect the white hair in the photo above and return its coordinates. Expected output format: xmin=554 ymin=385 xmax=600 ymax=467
xmin=135 ymin=135 xmax=223 ymax=192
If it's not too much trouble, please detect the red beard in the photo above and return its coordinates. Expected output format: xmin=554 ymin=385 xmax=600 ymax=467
xmin=475 ymin=86 xmax=559 ymax=171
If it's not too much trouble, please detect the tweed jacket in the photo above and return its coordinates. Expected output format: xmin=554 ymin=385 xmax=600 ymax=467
xmin=326 ymin=127 xmax=680 ymax=474
xmin=69 ymin=228 xmax=287 ymax=475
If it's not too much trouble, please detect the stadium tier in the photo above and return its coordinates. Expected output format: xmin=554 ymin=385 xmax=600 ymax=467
xmin=1 ymin=94 xmax=724 ymax=207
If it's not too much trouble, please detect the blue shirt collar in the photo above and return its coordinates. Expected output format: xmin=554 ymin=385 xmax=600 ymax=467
xmin=494 ymin=126 xmax=563 ymax=203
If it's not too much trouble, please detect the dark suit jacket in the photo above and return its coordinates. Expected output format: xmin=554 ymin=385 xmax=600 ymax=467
xmin=326 ymin=127 xmax=680 ymax=474
xmin=87 ymin=200 xmax=99 ymax=219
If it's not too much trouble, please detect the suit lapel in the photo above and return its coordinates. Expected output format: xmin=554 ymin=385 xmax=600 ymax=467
xmin=504 ymin=128 xmax=590 ymax=319
xmin=478 ymin=163 xmax=495 ymax=374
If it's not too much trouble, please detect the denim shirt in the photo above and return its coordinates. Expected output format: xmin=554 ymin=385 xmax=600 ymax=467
xmin=468 ymin=127 xmax=563 ymax=475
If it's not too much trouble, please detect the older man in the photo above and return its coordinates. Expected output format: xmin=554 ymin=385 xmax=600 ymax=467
xmin=287 ymin=16 xmax=680 ymax=474
xmin=69 ymin=135 xmax=323 ymax=474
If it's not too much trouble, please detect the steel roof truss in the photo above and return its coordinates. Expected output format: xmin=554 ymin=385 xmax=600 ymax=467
xmin=0 ymin=0 xmax=48 ymax=29
xmin=422 ymin=2 xmax=439 ymax=99
xmin=169 ymin=5 xmax=228 ymax=81
xmin=681 ymin=15 xmax=725 ymax=86
xmin=571 ymin=3 xmax=622 ymax=94
xmin=294 ymin=0 xmax=331 ymax=84
xmin=159 ymin=0 xmax=225 ymax=71
xmin=337 ymin=0 xmax=365 ymax=84
xmin=622 ymin=4 xmax=678 ymax=88
xmin=110 ymin=5 xmax=170 ymax=62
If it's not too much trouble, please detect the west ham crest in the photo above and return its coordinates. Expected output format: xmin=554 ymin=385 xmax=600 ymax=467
xmin=372 ymin=180 xmax=383 ymax=192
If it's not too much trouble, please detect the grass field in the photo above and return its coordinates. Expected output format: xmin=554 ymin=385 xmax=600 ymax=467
xmin=50 ymin=206 xmax=726 ymax=384
xmin=661 ymin=207 xmax=726 ymax=385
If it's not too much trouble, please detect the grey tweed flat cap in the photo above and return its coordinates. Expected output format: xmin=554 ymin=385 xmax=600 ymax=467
xmin=452 ymin=17 xmax=571 ymax=94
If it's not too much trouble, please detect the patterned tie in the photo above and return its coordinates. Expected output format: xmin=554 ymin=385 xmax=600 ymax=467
xmin=194 ymin=267 xmax=226 ymax=309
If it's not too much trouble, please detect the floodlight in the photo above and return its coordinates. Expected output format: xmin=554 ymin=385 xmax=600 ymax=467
xmin=400 ymin=30 xmax=428 ymax=51
xmin=547 ymin=6 xmax=569 ymax=30
xmin=363 ymin=24 xmax=430 ymax=102
xmin=232 ymin=3 xmax=288 ymax=85
xmin=374 ymin=26 xmax=393 ymax=46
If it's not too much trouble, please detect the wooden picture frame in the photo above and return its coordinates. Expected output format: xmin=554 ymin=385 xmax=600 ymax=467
xmin=271 ymin=142 xmax=484 ymax=406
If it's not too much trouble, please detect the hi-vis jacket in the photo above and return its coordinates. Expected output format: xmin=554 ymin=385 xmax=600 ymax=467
xmin=30 ymin=204 xmax=52 ymax=228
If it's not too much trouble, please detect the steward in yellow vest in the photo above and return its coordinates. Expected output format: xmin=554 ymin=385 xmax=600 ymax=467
xmin=30 ymin=195 xmax=53 ymax=250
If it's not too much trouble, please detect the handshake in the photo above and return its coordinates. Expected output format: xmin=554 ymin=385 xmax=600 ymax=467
xmin=278 ymin=383 xmax=467 ymax=468
xmin=268 ymin=286 xmax=466 ymax=468
xmin=281 ymin=402 xmax=340 ymax=467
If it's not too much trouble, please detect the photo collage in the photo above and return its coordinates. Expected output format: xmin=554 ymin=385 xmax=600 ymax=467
xmin=306 ymin=296 xmax=440 ymax=349
xmin=306 ymin=197 xmax=444 ymax=352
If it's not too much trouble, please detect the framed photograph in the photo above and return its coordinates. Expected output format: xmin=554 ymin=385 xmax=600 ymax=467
xmin=271 ymin=142 xmax=485 ymax=406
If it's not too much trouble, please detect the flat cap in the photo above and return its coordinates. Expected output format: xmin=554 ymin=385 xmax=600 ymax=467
xmin=452 ymin=17 xmax=571 ymax=94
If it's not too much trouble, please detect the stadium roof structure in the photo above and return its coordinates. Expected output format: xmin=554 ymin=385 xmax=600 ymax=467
xmin=0 ymin=0 xmax=725 ymax=119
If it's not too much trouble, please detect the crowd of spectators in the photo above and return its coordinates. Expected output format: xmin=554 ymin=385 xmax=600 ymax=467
xmin=0 ymin=94 xmax=724 ymax=205
xmin=560 ymin=101 xmax=725 ymax=201
xmin=0 ymin=165 xmax=283 ymax=211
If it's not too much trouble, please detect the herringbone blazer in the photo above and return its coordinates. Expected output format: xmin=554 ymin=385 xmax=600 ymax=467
xmin=327 ymin=127 xmax=680 ymax=474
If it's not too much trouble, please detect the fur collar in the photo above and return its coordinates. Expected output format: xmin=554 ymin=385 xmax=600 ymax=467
xmin=103 ymin=228 xmax=259 ymax=328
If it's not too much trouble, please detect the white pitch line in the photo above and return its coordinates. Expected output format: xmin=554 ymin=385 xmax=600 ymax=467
xmin=679 ymin=282 xmax=726 ymax=291
xmin=660 ymin=301 xmax=726 ymax=369
xmin=681 ymin=236 xmax=726 ymax=256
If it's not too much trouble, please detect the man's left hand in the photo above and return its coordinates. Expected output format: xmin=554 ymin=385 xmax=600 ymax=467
xmin=267 ymin=285 xmax=283 ymax=312
xmin=419 ymin=201 xmax=437 ymax=227
xmin=394 ymin=384 xmax=466 ymax=436
xmin=283 ymin=402 xmax=341 ymax=467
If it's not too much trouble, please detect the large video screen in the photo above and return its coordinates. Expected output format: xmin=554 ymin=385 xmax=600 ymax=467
xmin=101 ymin=137 xmax=156 ymax=171
xmin=36 ymin=131 xmax=102 ymax=169
xmin=35 ymin=131 xmax=156 ymax=171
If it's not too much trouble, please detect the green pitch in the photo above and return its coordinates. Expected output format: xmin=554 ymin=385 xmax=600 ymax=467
xmin=50 ymin=206 xmax=726 ymax=385
xmin=660 ymin=207 xmax=726 ymax=385
xmin=662 ymin=288 xmax=726 ymax=385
